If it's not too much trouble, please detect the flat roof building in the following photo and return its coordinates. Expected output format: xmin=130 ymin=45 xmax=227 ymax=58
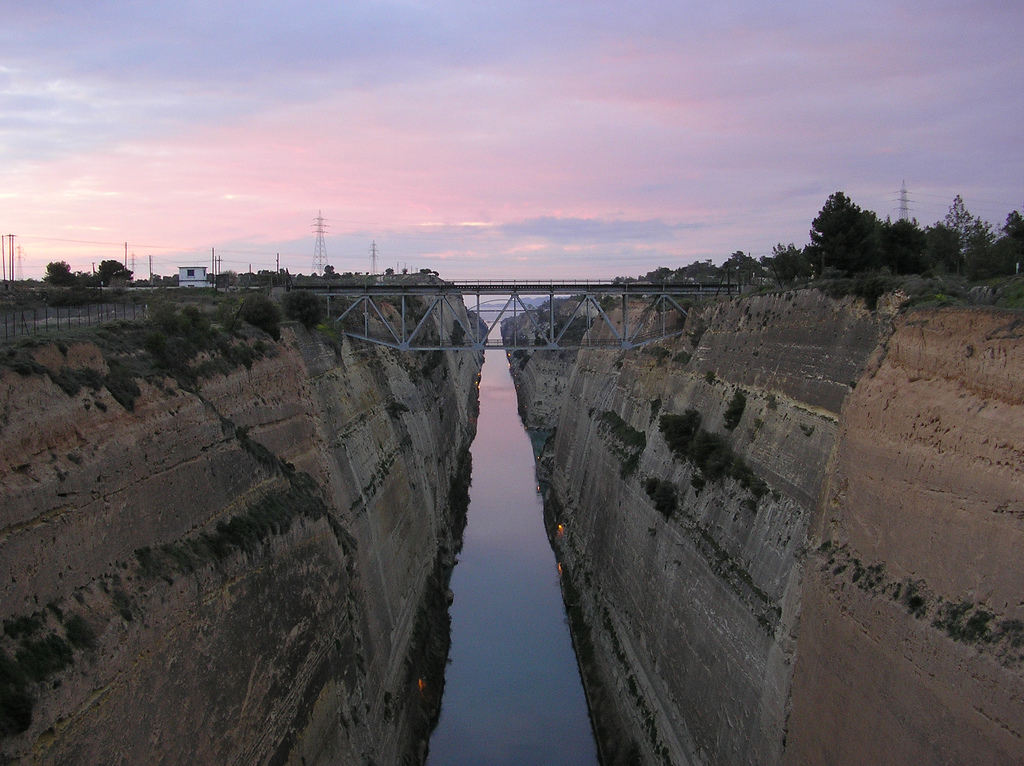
xmin=178 ymin=266 xmax=208 ymax=288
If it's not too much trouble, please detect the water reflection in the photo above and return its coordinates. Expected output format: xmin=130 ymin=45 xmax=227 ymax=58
xmin=427 ymin=352 xmax=598 ymax=766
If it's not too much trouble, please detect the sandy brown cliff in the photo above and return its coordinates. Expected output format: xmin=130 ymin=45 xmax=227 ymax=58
xmin=0 ymin=315 xmax=479 ymax=765
xmin=510 ymin=292 xmax=1024 ymax=765
xmin=785 ymin=308 xmax=1024 ymax=765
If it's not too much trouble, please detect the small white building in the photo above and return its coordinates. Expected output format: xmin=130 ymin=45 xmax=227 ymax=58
xmin=178 ymin=266 xmax=208 ymax=288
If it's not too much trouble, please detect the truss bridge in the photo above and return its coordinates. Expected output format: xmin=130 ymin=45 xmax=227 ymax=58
xmin=296 ymin=279 xmax=736 ymax=351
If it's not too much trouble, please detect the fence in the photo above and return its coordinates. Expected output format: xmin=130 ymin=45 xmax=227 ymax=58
xmin=1 ymin=303 xmax=148 ymax=342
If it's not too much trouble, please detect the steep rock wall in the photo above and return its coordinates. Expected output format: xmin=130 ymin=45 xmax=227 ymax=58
xmin=515 ymin=290 xmax=887 ymax=764
xmin=784 ymin=308 xmax=1024 ymax=765
xmin=514 ymin=292 xmax=1024 ymax=765
xmin=0 ymin=317 xmax=479 ymax=764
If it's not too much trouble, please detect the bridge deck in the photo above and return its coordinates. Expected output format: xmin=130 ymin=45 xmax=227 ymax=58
xmin=295 ymin=279 xmax=734 ymax=296
xmin=302 ymin=278 xmax=735 ymax=351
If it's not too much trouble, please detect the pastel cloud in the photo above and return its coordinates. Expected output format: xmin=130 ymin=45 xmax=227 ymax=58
xmin=1 ymin=1 xmax=1021 ymax=279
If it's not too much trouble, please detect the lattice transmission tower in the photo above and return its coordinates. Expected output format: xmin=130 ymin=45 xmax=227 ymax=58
xmin=898 ymin=181 xmax=911 ymax=221
xmin=312 ymin=211 xmax=329 ymax=276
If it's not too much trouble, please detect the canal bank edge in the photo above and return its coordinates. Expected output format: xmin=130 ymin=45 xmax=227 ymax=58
xmin=508 ymin=289 xmax=1024 ymax=766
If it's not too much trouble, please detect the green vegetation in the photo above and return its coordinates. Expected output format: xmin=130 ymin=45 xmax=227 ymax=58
xmin=643 ymin=478 xmax=677 ymax=519
xmin=282 ymin=290 xmax=324 ymax=329
xmin=649 ymin=397 xmax=661 ymax=422
xmin=823 ymin=543 xmax=1024 ymax=664
xmin=659 ymin=409 xmax=768 ymax=508
xmin=642 ymin=345 xmax=671 ymax=364
xmin=933 ymin=600 xmax=994 ymax=643
xmin=239 ymin=294 xmax=282 ymax=340
xmin=722 ymin=389 xmax=746 ymax=431
xmin=0 ymin=606 xmax=102 ymax=736
xmin=63 ymin=615 xmax=96 ymax=650
xmin=43 ymin=258 xmax=132 ymax=287
xmin=615 ymin=193 xmax=1024 ymax=307
xmin=598 ymin=410 xmax=647 ymax=476
xmin=386 ymin=400 xmax=411 ymax=418
xmin=136 ymin=474 xmax=329 ymax=578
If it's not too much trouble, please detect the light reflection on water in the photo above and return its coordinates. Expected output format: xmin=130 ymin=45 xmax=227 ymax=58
xmin=427 ymin=351 xmax=598 ymax=766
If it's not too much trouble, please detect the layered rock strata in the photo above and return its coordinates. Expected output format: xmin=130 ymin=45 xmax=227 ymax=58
xmin=0 ymin=316 xmax=479 ymax=765
xmin=785 ymin=308 xmax=1024 ymax=765
xmin=513 ymin=291 xmax=1024 ymax=765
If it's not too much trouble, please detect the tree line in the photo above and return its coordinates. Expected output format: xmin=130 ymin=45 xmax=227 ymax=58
xmin=628 ymin=193 xmax=1024 ymax=288
xmin=43 ymin=259 xmax=134 ymax=287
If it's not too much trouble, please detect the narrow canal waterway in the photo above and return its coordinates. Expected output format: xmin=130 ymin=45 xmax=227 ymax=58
xmin=427 ymin=350 xmax=598 ymax=765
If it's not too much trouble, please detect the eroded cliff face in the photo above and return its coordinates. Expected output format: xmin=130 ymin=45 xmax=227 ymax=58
xmin=0 ymin=316 xmax=479 ymax=765
xmin=785 ymin=308 xmax=1024 ymax=766
xmin=513 ymin=291 xmax=1024 ymax=765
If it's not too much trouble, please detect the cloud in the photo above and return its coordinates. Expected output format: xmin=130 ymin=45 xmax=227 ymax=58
xmin=498 ymin=217 xmax=696 ymax=243
xmin=2 ymin=0 xmax=1022 ymax=280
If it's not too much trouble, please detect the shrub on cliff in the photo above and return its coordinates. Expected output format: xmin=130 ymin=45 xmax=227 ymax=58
xmin=723 ymin=389 xmax=747 ymax=431
xmin=659 ymin=408 xmax=769 ymax=509
xmin=644 ymin=478 xmax=678 ymax=519
xmin=659 ymin=410 xmax=701 ymax=459
xmin=282 ymin=290 xmax=324 ymax=329
xmin=240 ymin=295 xmax=281 ymax=340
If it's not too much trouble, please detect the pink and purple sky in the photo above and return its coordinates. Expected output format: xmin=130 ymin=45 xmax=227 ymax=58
xmin=2 ymin=1 xmax=1022 ymax=280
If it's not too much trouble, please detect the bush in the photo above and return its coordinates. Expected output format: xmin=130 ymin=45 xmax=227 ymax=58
xmin=644 ymin=478 xmax=678 ymax=519
xmin=240 ymin=295 xmax=282 ymax=340
xmin=282 ymin=290 xmax=324 ymax=329
xmin=659 ymin=410 xmax=702 ymax=459
xmin=15 ymin=635 xmax=73 ymax=682
xmin=64 ymin=615 xmax=96 ymax=650
xmin=723 ymin=389 xmax=747 ymax=431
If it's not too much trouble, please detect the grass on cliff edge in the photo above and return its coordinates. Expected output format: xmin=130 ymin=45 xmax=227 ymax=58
xmin=0 ymin=296 xmax=279 ymax=409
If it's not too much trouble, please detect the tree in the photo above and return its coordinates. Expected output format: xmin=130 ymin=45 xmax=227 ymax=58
xmin=878 ymin=218 xmax=928 ymax=274
xmin=44 ymin=261 xmax=77 ymax=286
xmin=944 ymin=195 xmax=995 ymax=277
xmin=282 ymin=290 xmax=324 ymax=329
xmin=806 ymin=192 xmax=879 ymax=275
xmin=924 ymin=224 xmax=960 ymax=273
xmin=723 ymin=251 xmax=764 ymax=287
xmin=240 ymin=295 xmax=282 ymax=340
xmin=1004 ymin=209 xmax=1024 ymax=245
xmin=97 ymin=259 xmax=132 ymax=286
xmin=761 ymin=243 xmax=812 ymax=287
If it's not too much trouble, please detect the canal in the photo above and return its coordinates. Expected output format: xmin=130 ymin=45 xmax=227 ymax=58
xmin=427 ymin=349 xmax=599 ymax=765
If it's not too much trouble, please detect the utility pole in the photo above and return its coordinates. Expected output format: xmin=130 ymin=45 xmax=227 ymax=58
xmin=312 ymin=211 xmax=328 ymax=276
xmin=149 ymin=254 xmax=153 ymax=283
xmin=124 ymin=241 xmax=128 ymax=268
xmin=370 ymin=241 xmax=378 ymax=275
xmin=1 ymin=233 xmax=6 ymax=284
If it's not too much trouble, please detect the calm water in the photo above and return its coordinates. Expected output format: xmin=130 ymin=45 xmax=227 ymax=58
xmin=427 ymin=350 xmax=598 ymax=766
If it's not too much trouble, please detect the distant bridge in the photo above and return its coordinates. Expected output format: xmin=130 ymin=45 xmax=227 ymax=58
xmin=293 ymin=279 xmax=737 ymax=351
